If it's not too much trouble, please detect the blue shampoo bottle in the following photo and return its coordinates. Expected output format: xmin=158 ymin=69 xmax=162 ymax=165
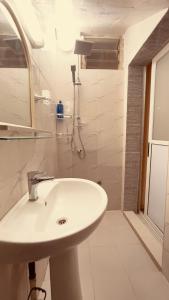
xmin=56 ymin=100 xmax=64 ymax=118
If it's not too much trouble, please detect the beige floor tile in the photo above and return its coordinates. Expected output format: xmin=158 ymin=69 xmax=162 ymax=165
xmin=88 ymin=212 xmax=118 ymax=246
xmin=41 ymin=212 xmax=169 ymax=300
xmin=124 ymin=211 xmax=163 ymax=266
xmin=117 ymin=244 xmax=158 ymax=277
xmin=88 ymin=225 xmax=115 ymax=247
xmin=100 ymin=211 xmax=130 ymax=228
xmin=111 ymin=225 xmax=141 ymax=247
xmin=130 ymin=271 xmax=169 ymax=300
xmin=93 ymin=275 xmax=137 ymax=300
xmin=90 ymin=245 xmax=125 ymax=274
xmin=90 ymin=246 xmax=137 ymax=300
xmin=93 ymin=212 xmax=141 ymax=248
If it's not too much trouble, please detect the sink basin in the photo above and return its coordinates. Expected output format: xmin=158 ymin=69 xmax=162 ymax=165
xmin=0 ymin=178 xmax=107 ymax=263
xmin=0 ymin=178 xmax=107 ymax=300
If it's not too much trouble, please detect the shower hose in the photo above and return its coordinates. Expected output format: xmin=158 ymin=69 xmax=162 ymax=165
xmin=70 ymin=80 xmax=86 ymax=160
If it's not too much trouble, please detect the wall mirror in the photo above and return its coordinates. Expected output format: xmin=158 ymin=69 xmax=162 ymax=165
xmin=0 ymin=2 xmax=32 ymax=127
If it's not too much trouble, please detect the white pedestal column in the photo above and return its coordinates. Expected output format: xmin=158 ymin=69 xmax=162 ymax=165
xmin=49 ymin=247 xmax=82 ymax=300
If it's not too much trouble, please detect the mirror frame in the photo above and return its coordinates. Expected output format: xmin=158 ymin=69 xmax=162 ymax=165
xmin=0 ymin=0 xmax=35 ymax=128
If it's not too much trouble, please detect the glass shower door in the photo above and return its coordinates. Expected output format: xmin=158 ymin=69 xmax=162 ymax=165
xmin=152 ymin=47 xmax=169 ymax=141
xmin=145 ymin=43 xmax=169 ymax=232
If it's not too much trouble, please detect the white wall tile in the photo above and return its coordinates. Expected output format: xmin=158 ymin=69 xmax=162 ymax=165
xmin=56 ymin=55 xmax=124 ymax=209
xmin=0 ymin=45 xmax=58 ymax=298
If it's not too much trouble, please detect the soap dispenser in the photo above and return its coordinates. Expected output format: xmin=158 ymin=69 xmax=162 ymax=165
xmin=56 ymin=100 xmax=64 ymax=119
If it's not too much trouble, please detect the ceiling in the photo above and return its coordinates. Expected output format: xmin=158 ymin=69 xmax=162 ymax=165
xmin=32 ymin=0 xmax=169 ymax=37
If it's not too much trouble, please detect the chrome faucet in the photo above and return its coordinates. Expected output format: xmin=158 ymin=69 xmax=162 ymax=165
xmin=27 ymin=171 xmax=54 ymax=201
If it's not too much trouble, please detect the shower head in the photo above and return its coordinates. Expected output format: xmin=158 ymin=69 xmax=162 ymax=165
xmin=74 ymin=40 xmax=93 ymax=56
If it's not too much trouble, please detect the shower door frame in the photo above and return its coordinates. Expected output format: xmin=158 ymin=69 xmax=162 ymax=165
xmin=143 ymin=42 xmax=169 ymax=236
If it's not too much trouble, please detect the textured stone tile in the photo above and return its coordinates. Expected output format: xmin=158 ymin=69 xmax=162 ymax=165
xmin=126 ymin=133 xmax=141 ymax=153
xmin=124 ymin=152 xmax=141 ymax=211
xmin=124 ymin=67 xmax=144 ymax=211
xmin=132 ymin=11 xmax=169 ymax=66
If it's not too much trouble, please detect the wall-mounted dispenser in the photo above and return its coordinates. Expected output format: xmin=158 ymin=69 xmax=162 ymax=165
xmin=56 ymin=101 xmax=64 ymax=119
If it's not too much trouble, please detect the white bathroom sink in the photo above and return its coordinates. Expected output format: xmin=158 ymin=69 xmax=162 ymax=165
xmin=0 ymin=178 xmax=107 ymax=263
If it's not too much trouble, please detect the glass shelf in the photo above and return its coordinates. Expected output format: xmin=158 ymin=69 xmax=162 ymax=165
xmin=0 ymin=123 xmax=53 ymax=140
xmin=56 ymin=133 xmax=71 ymax=138
xmin=56 ymin=114 xmax=72 ymax=120
xmin=0 ymin=135 xmax=53 ymax=140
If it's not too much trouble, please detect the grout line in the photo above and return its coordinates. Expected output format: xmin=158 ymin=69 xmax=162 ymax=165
xmin=123 ymin=211 xmax=162 ymax=270
xmin=114 ymin=243 xmax=141 ymax=300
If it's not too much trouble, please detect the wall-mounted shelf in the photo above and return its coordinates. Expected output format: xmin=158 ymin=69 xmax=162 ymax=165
xmin=34 ymin=94 xmax=51 ymax=102
xmin=56 ymin=133 xmax=72 ymax=138
xmin=56 ymin=114 xmax=72 ymax=120
xmin=0 ymin=135 xmax=53 ymax=141
xmin=0 ymin=122 xmax=53 ymax=140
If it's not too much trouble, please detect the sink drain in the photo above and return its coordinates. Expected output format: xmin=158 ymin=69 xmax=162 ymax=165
xmin=57 ymin=218 xmax=67 ymax=225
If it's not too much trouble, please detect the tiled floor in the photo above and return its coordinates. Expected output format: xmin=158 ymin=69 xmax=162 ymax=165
xmin=124 ymin=211 xmax=163 ymax=266
xmin=42 ymin=211 xmax=169 ymax=300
